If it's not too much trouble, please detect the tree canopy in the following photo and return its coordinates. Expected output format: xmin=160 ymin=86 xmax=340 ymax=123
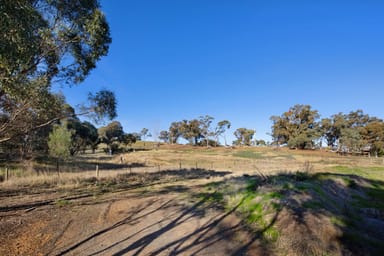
xmin=271 ymin=104 xmax=321 ymax=149
xmin=0 ymin=0 xmax=112 ymax=144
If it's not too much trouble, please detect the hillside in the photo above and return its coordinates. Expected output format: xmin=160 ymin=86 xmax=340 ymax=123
xmin=0 ymin=145 xmax=383 ymax=255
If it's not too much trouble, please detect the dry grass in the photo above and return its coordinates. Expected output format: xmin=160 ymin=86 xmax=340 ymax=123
xmin=1 ymin=144 xmax=383 ymax=189
xmin=1 ymin=144 xmax=384 ymax=255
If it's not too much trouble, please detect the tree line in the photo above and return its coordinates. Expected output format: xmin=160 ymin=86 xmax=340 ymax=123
xmin=2 ymin=2 xmax=383 ymax=162
xmin=270 ymin=104 xmax=384 ymax=156
xmin=157 ymin=116 xmax=256 ymax=147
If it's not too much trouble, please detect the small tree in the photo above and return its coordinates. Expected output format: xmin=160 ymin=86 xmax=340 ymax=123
xmin=140 ymin=128 xmax=152 ymax=146
xmin=199 ymin=115 xmax=214 ymax=147
xmin=159 ymin=130 xmax=170 ymax=143
xmin=48 ymin=124 xmax=72 ymax=174
xmin=234 ymin=128 xmax=256 ymax=146
xmin=98 ymin=121 xmax=124 ymax=155
xmin=214 ymin=120 xmax=231 ymax=146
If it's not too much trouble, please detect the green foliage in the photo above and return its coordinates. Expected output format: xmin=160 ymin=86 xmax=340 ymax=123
xmin=66 ymin=119 xmax=98 ymax=155
xmin=0 ymin=0 xmax=111 ymax=143
xmin=158 ymin=130 xmax=170 ymax=143
xmin=168 ymin=116 xmax=231 ymax=146
xmin=48 ymin=124 xmax=72 ymax=160
xmin=199 ymin=115 xmax=214 ymax=147
xmin=215 ymin=120 xmax=231 ymax=146
xmin=98 ymin=121 xmax=125 ymax=154
xmin=271 ymin=104 xmax=321 ymax=149
xmin=1 ymin=0 xmax=111 ymax=88
xmin=233 ymin=128 xmax=255 ymax=146
xmin=87 ymin=90 xmax=117 ymax=122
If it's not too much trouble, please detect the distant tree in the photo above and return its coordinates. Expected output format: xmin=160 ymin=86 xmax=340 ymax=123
xmin=320 ymin=110 xmax=378 ymax=153
xmin=140 ymin=128 xmax=151 ymax=141
xmin=140 ymin=128 xmax=152 ymax=147
xmin=271 ymin=104 xmax=321 ymax=149
xmin=182 ymin=119 xmax=202 ymax=145
xmin=199 ymin=115 xmax=214 ymax=147
xmin=82 ymin=121 xmax=99 ymax=153
xmin=121 ymin=133 xmax=137 ymax=148
xmin=159 ymin=130 xmax=170 ymax=143
xmin=234 ymin=128 xmax=255 ymax=146
xmin=48 ymin=124 xmax=73 ymax=173
xmin=67 ymin=120 xmax=98 ymax=155
xmin=214 ymin=120 xmax=231 ymax=146
xmin=98 ymin=121 xmax=124 ymax=155
xmin=255 ymin=139 xmax=267 ymax=146
xmin=169 ymin=121 xmax=183 ymax=144
xmin=361 ymin=120 xmax=384 ymax=156
xmin=131 ymin=132 xmax=142 ymax=141
xmin=339 ymin=128 xmax=362 ymax=153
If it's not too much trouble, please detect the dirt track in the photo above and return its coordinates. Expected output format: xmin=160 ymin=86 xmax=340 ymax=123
xmin=0 ymin=180 xmax=266 ymax=256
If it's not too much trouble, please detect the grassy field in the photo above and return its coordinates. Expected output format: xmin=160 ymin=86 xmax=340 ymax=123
xmin=1 ymin=143 xmax=384 ymax=255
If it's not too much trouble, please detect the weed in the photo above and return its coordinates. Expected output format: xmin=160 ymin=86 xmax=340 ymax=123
xmin=263 ymin=227 xmax=279 ymax=242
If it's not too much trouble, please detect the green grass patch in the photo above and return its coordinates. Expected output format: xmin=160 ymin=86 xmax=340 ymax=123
xmin=198 ymin=191 xmax=224 ymax=203
xmin=330 ymin=166 xmax=384 ymax=180
xmin=263 ymin=226 xmax=280 ymax=242
xmin=233 ymin=151 xmax=265 ymax=159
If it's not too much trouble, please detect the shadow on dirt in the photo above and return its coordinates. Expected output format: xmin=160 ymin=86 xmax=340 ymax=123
xmin=0 ymin=168 xmax=232 ymax=212
xmin=199 ymin=172 xmax=384 ymax=255
xmin=3 ymin=169 xmax=384 ymax=255
xmin=55 ymin=192 xmax=273 ymax=256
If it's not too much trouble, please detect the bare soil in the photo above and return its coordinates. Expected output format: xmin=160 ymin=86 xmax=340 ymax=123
xmin=0 ymin=178 xmax=266 ymax=256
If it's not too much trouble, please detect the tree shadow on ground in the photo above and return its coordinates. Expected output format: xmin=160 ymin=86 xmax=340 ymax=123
xmin=55 ymin=190 xmax=275 ymax=256
xmin=205 ymin=172 xmax=384 ymax=255
xmin=4 ymin=168 xmax=384 ymax=255
xmin=0 ymin=168 xmax=231 ymax=212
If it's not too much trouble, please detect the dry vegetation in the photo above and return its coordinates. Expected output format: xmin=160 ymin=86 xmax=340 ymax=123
xmin=1 ymin=143 xmax=384 ymax=255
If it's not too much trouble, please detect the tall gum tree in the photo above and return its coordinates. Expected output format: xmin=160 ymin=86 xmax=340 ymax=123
xmin=0 ymin=0 xmax=113 ymax=143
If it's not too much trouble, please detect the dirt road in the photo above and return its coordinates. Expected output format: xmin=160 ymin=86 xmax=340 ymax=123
xmin=0 ymin=180 xmax=265 ymax=256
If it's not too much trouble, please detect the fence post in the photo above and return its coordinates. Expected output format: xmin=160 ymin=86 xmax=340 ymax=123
xmin=96 ymin=163 xmax=99 ymax=178
xmin=179 ymin=161 xmax=182 ymax=170
xmin=6 ymin=167 xmax=9 ymax=181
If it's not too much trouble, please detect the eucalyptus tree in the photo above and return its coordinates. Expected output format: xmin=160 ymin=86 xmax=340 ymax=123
xmin=98 ymin=121 xmax=125 ymax=155
xmin=214 ymin=120 xmax=231 ymax=146
xmin=199 ymin=115 xmax=214 ymax=147
xmin=270 ymin=104 xmax=321 ymax=149
xmin=0 ymin=0 xmax=113 ymax=143
xmin=159 ymin=130 xmax=170 ymax=143
xmin=234 ymin=128 xmax=255 ymax=146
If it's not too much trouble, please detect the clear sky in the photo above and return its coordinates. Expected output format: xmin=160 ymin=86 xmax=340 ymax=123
xmin=56 ymin=0 xmax=384 ymax=143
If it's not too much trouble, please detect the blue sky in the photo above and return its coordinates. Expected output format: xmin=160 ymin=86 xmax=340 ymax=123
xmin=56 ymin=0 xmax=384 ymax=143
